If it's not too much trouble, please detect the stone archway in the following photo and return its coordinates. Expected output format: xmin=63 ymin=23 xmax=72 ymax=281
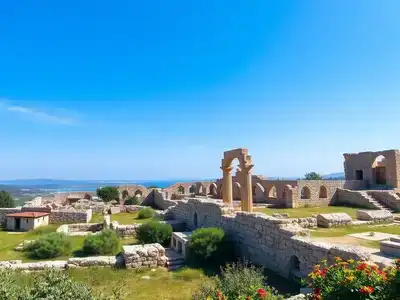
xmin=209 ymin=183 xmax=218 ymax=196
xmin=221 ymin=148 xmax=254 ymax=212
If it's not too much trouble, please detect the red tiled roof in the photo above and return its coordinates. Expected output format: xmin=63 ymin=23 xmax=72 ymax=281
xmin=6 ymin=212 xmax=50 ymax=218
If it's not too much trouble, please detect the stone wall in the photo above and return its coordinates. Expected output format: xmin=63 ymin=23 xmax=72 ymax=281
xmin=167 ymin=198 xmax=371 ymax=278
xmin=0 ymin=208 xmax=21 ymax=225
xmin=336 ymin=189 xmax=379 ymax=209
xmin=122 ymin=243 xmax=167 ymax=268
xmin=120 ymin=205 xmax=145 ymax=213
xmin=49 ymin=209 xmax=92 ymax=224
xmin=57 ymin=223 xmax=103 ymax=234
xmin=21 ymin=206 xmax=52 ymax=213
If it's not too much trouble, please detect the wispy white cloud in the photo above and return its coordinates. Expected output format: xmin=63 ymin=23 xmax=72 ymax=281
xmin=0 ymin=101 xmax=79 ymax=125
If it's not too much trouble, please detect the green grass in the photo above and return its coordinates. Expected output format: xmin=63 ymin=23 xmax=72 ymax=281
xmin=254 ymin=206 xmax=362 ymax=219
xmin=0 ymin=225 xmax=137 ymax=262
xmin=69 ymin=267 xmax=207 ymax=300
xmin=311 ymin=224 xmax=400 ymax=249
xmin=311 ymin=224 xmax=400 ymax=238
xmin=90 ymin=212 xmax=153 ymax=224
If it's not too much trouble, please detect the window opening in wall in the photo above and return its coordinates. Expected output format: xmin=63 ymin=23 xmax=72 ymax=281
xmin=300 ymin=187 xmax=311 ymax=199
xmin=355 ymin=170 xmax=363 ymax=180
xmin=193 ymin=212 xmax=198 ymax=228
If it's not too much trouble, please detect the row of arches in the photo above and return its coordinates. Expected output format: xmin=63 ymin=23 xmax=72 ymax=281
xmin=300 ymin=185 xmax=327 ymax=200
xmin=121 ymin=189 xmax=143 ymax=200
xmin=176 ymin=183 xmax=218 ymax=196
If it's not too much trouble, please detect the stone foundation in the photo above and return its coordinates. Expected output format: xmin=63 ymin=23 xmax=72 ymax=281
xmin=316 ymin=213 xmax=352 ymax=228
xmin=122 ymin=243 xmax=167 ymax=268
xmin=356 ymin=210 xmax=393 ymax=223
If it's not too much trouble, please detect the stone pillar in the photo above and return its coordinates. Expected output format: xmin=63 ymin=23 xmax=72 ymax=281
xmin=222 ymin=166 xmax=233 ymax=205
xmin=241 ymin=166 xmax=253 ymax=212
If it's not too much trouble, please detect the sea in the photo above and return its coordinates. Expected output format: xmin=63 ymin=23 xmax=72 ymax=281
xmin=42 ymin=180 xmax=189 ymax=193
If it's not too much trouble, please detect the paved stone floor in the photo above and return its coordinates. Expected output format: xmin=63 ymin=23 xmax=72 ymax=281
xmin=348 ymin=232 xmax=399 ymax=241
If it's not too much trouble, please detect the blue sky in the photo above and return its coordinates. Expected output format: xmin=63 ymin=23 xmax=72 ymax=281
xmin=0 ymin=1 xmax=400 ymax=180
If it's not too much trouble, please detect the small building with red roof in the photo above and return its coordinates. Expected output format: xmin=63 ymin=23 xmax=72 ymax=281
xmin=6 ymin=211 xmax=50 ymax=231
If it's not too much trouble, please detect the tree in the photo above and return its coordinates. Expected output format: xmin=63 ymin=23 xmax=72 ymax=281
xmin=304 ymin=172 xmax=323 ymax=180
xmin=0 ymin=190 xmax=14 ymax=208
xmin=96 ymin=186 xmax=119 ymax=202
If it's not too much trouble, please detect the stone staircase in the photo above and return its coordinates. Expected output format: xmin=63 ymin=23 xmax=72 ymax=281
xmin=164 ymin=248 xmax=185 ymax=271
xmin=359 ymin=192 xmax=395 ymax=213
xmin=380 ymin=236 xmax=400 ymax=257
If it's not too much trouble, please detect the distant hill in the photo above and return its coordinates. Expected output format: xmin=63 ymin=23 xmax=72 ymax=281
xmin=322 ymin=172 xmax=345 ymax=179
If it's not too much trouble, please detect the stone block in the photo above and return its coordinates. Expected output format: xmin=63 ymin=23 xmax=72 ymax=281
xmin=380 ymin=239 xmax=400 ymax=257
xmin=356 ymin=210 xmax=393 ymax=222
xmin=317 ymin=213 xmax=352 ymax=228
xmin=110 ymin=206 xmax=121 ymax=214
xmin=67 ymin=256 xmax=117 ymax=267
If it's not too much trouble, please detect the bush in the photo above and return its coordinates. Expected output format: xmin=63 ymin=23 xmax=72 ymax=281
xmin=96 ymin=186 xmax=119 ymax=203
xmin=0 ymin=190 xmax=14 ymax=208
xmin=0 ymin=268 xmax=119 ymax=300
xmin=25 ymin=232 xmax=71 ymax=259
xmin=188 ymin=227 xmax=225 ymax=261
xmin=82 ymin=229 xmax=121 ymax=255
xmin=136 ymin=221 xmax=172 ymax=246
xmin=306 ymin=257 xmax=400 ymax=300
xmin=192 ymin=262 xmax=284 ymax=300
xmin=138 ymin=207 xmax=155 ymax=219
xmin=124 ymin=196 xmax=141 ymax=205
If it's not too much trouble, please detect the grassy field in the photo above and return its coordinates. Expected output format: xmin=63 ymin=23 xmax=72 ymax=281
xmin=90 ymin=212 xmax=152 ymax=224
xmin=69 ymin=267 xmax=207 ymax=300
xmin=254 ymin=206 xmax=362 ymax=218
xmin=0 ymin=225 xmax=137 ymax=262
xmin=311 ymin=224 xmax=400 ymax=249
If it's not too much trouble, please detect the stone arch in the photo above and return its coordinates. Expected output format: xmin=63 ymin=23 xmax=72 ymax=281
xmin=121 ymin=190 xmax=129 ymax=200
xmin=209 ymin=183 xmax=217 ymax=196
xmin=253 ymin=183 xmax=266 ymax=202
xmin=193 ymin=212 xmax=198 ymax=228
xmin=319 ymin=185 xmax=327 ymax=198
xmin=221 ymin=148 xmax=254 ymax=212
xmin=288 ymin=255 xmax=301 ymax=278
xmin=233 ymin=181 xmax=241 ymax=200
xmin=198 ymin=183 xmax=205 ymax=195
xmin=268 ymin=186 xmax=277 ymax=200
xmin=134 ymin=189 xmax=143 ymax=197
xmin=301 ymin=186 xmax=311 ymax=199
xmin=372 ymin=155 xmax=387 ymax=185
xmin=189 ymin=184 xmax=196 ymax=194
xmin=83 ymin=193 xmax=92 ymax=200
xmin=177 ymin=185 xmax=185 ymax=194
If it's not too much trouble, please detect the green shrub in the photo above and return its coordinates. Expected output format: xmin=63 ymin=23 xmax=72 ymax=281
xmin=188 ymin=227 xmax=225 ymax=261
xmin=124 ymin=196 xmax=141 ymax=205
xmin=138 ymin=207 xmax=155 ymax=219
xmin=0 ymin=268 xmax=118 ymax=300
xmin=82 ymin=229 xmax=121 ymax=255
xmin=192 ymin=262 xmax=284 ymax=300
xmin=136 ymin=221 xmax=172 ymax=246
xmin=25 ymin=232 xmax=71 ymax=259
xmin=32 ymin=225 xmax=56 ymax=235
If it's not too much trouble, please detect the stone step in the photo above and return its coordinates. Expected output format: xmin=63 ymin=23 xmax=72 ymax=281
xmin=380 ymin=240 xmax=400 ymax=257
xmin=390 ymin=236 xmax=400 ymax=243
xmin=165 ymin=256 xmax=185 ymax=263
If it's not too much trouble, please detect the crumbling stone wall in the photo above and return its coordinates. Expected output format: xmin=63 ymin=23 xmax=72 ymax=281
xmin=336 ymin=189 xmax=379 ymax=209
xmin=166 ymin=198 xmax=371 ymax=278
xmin=49 ymin=209 xmax=92 ymax=224
xmin=343 ymin=149 xmax=400 ymax=189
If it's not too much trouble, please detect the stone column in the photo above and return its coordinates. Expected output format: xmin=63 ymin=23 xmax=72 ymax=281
xmin=241 ymin=166 xmax=254 ymax=212
xmin=222 ymin=166 xmax=233 ymax=205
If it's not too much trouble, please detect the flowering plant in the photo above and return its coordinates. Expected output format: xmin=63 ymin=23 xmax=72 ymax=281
xmin=306 ymin=257 xmax=400 ymax=300
xmin=206 ymin=286 xmax=279 ymax=300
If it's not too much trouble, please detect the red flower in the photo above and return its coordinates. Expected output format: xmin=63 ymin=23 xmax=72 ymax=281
xmin=257 ymin=288 xmax=266 ymax=298
xmin=313 ymin=288 xmax=321 ymax=295
xmin=216 ymin=291 xmax=225 ymax=300
xmin=360 ymin=286 xmax=374 ymax=295
xmin=246 ymin=297 xmax=251 ymax=300
xmin=356 ymin=262 xmax=368 ymax=271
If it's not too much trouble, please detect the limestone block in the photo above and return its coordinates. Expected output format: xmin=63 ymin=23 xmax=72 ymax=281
xmin=329 ymin=245 xmax=371 ymax=261
xmin=67 ymin=256 xmax=117 ymax=267
xmin=122 ymin=243 xmax=166 ymax=269
xmin=110 ymin=206 xmax=121 ymax=214
xmin=356 ymin=210 xmax=393 ymax=222
xmin=4 ymin=261 xmax=67 ymax=270
xmin=317 ymin=213 xmax=352 ymax=228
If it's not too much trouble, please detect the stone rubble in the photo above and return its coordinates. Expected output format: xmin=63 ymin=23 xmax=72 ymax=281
xmin=316 ymin=213 xmax=352 ymax=228
xmin=356 ymin=209 xmax=393 ymax=223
